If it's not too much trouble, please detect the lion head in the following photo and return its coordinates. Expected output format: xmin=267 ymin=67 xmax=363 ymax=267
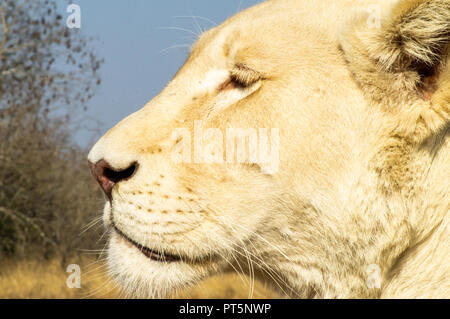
xmin=88 ymin=0 xmax=449 ymax=298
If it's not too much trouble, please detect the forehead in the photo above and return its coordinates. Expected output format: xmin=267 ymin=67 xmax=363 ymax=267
xmin=189 ymin=0 xmax=352 ymax=70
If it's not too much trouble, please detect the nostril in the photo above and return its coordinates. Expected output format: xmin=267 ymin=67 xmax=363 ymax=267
xmin=103 ymin=164 xmax=137 ymax=184
xmin=89 ymin=160 xmax=138 ymax=199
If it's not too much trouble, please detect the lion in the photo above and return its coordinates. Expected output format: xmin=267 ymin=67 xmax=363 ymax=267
xmin=88 ymin=0 xmax=449 ymax=298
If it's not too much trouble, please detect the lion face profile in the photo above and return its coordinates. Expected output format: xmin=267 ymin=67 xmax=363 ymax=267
xmin=88 ymin=0 xmax=449 ymax=298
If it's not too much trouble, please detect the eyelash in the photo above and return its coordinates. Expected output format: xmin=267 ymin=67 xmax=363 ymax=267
xmin=229 ymin=64 xmax=262 ymax=88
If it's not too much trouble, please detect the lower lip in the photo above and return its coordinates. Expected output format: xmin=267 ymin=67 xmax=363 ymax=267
xmin=113 ymin=226 xmax=180 ymax=262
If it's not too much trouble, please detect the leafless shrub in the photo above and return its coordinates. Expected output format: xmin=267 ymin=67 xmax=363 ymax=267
xmin=0 ymin=0 xmax=104 ymax=261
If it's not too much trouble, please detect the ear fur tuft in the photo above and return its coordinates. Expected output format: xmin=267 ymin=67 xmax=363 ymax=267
xmin=374 ymin=0 xmax=450 ymax=72
xmin=341 ymin=0 xmax=450 ymax=143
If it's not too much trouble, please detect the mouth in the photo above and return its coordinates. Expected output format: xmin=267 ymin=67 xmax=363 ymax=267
xmin=112 ymin=225 xmax=181 ymax=263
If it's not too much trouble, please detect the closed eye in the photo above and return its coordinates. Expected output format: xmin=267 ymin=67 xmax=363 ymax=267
xmin=219 ymin=63 xmax=263 ymax=90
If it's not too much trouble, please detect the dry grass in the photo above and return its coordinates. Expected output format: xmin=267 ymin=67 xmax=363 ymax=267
xmin=0 ymin=257 xmax=118 ymax=299
xmin=0 ymin=257 xmax=279 ymax=299
xmin=175 ymin=274 xmax=280 ymax=299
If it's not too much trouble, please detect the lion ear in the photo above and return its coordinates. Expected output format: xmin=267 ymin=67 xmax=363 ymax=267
xmin=367 ymin=0 xmax=450 ymax=72
xmin=341 ymin=0 xmax=450 ymax=143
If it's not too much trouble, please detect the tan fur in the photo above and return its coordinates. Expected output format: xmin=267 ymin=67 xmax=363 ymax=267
xmin=88 ymin=0 xmax=449 ymax=298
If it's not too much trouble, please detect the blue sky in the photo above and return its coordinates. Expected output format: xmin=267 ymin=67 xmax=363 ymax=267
xmin=61 ymin=0 xmax=262 ymax=146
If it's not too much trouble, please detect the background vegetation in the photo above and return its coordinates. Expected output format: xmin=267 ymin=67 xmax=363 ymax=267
xmin=0 ymin=0 xmax=103 ymax=262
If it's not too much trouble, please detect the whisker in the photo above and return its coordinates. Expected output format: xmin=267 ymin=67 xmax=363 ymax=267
xmin=171 ymin=15 xmax=217 ymax=27
xmin=201 ymin=202 xmax=300 ymax=297
xmin=157 ymin=26 xmax=200 ymax=37
xmin=79 ymin=216 xmax=103 ymax=236
xmin=159 ymin=44 xmax=192 ymax=53
xmin=187 ymin=10 xmax=204 ymax=36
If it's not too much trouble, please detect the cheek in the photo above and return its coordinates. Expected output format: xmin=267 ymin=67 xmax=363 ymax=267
xmin=210 ymin=81 xmax=263 ymax=117
xmin=184 ymin=168 xmax=279 ymax=224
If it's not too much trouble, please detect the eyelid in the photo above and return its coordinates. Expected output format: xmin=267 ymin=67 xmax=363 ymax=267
xmin=229 ymin=63 xmax=263 ymax=88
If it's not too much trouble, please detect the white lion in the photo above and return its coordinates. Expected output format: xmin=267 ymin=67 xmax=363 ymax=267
xmin=88 ymin=0 xmax=449 ymax=298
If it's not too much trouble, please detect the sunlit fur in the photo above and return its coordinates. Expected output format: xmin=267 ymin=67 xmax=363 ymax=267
xmin=88 ymin=0 xmax=449 ymax=298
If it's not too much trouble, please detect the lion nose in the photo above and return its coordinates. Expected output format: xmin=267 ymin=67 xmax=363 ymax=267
xmin=88 ymin=159 xmax=137 ymax=200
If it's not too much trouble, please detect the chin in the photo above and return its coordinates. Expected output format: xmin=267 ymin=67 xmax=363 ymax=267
xmin=106 ymin=231 xmax=222 ymax=298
